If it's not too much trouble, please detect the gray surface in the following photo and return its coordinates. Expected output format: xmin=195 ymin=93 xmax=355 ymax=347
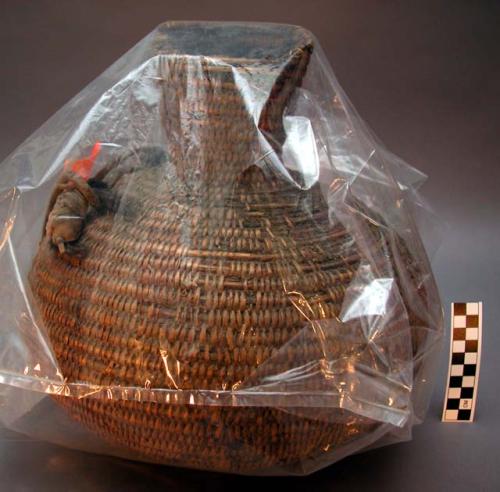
xmin=0 ymin=1 xmax=499 ymax=490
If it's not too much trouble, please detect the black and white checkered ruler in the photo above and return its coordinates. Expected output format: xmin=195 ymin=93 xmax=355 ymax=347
xmin=442 ymin=302 xmax=482 ymax=422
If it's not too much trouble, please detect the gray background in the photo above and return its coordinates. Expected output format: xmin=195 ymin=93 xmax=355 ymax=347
xmin=0 ymin=1 xmax=499 ymax=490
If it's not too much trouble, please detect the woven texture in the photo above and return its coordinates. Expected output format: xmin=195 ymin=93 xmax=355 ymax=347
xmin=29 ymin=30 xmax=394 ymax=473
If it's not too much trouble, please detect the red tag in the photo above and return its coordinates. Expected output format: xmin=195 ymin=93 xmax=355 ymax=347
xmin=64 ymin=142 xmax=101 ymax=180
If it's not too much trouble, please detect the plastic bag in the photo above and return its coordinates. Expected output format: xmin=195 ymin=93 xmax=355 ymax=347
xmin=0 ymin=21 xmax=443 ymax=475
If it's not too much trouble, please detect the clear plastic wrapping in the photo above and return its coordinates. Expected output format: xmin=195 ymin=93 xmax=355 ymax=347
xmin=0 ymin=22 xmax=443 ymax=475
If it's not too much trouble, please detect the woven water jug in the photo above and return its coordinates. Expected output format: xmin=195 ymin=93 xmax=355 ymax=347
xmin=27 ymin=22 xmax=432 ymax=474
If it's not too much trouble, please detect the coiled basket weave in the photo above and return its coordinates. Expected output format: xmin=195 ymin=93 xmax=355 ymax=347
xmin=28 ymin=23 xmax=423 ymax=473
